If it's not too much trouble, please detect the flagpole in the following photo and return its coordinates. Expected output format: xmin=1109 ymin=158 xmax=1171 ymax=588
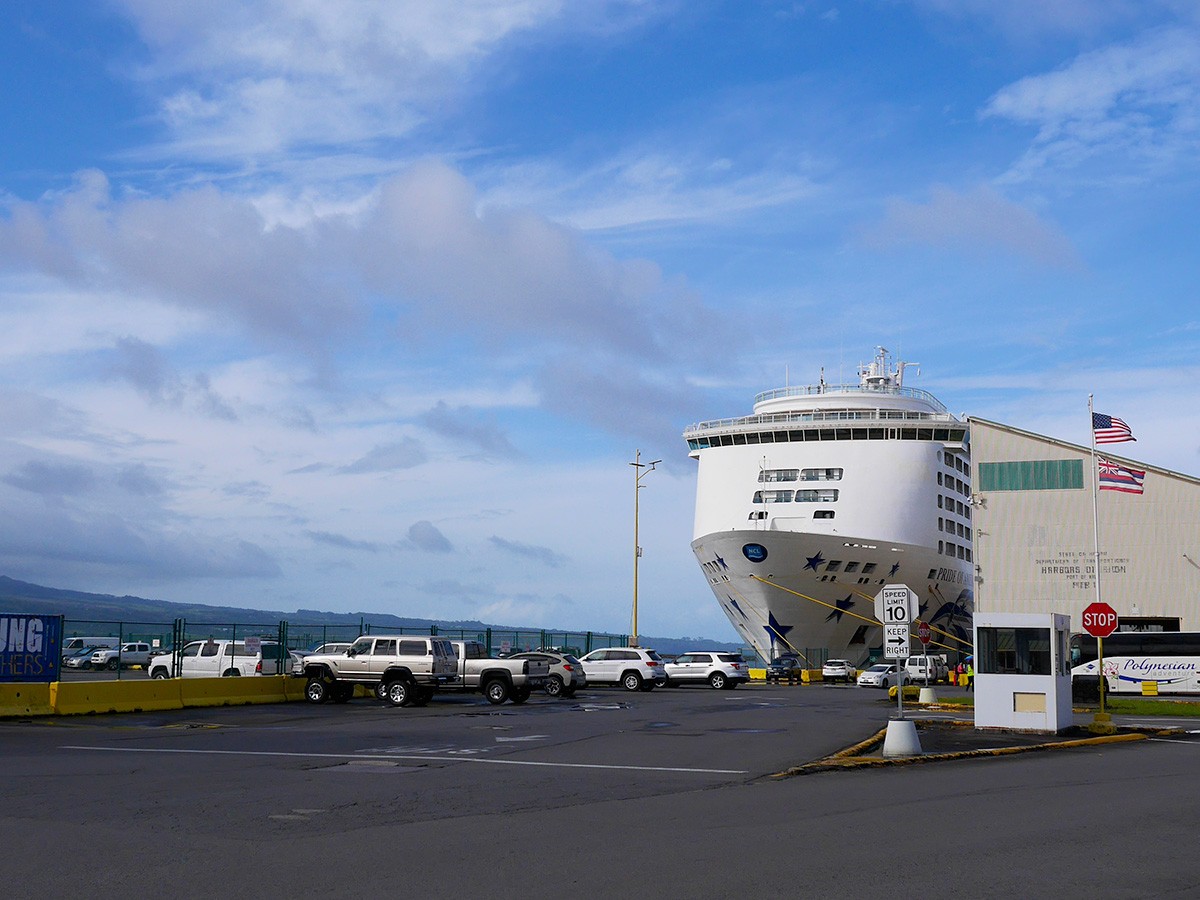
xmin=1088 ymin=394 xmax=1107 ymax=720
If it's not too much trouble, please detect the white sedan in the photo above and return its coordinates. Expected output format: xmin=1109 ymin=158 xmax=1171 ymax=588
xmin=856 ymin=663 xmax=911 ymax=689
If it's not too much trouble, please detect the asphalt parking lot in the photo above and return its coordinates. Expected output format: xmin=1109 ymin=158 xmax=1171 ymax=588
xmin=4 ymin=681 xmax=1200 ymax=898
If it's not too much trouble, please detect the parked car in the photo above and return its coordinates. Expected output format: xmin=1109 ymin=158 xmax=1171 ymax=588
xmin=147 ymin=639 xmax=290 ymax=679
xmin=90 ymin=642 xmax=153 ymax=671
xmin=662 ymin=651 xmax=748 ymax=689
xmin=63 ymin=646 xmax=103 ymax=669
xmin=508 ymin=650 xmax=587 ymax=697
xmin=766 ymin=654 xmax=804 ymax=683
xmin=822 ymin=659 xmax=856 ymax=683
xmin=856 ymin=663 xmax=910 ymax=689
xmin=61 ymin=636 xmax=118 ymax=660
xmin=578 ymin=647 xmax=665 ymax=691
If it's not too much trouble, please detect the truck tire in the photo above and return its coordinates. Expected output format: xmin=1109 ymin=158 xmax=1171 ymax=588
xmin=331 ymin=684 xmax=354 ymax=703
xmin=107 ymin=659 xmax=119 ymax=671
xmin=386 ymin=679 xmax=414 ymax=707
xmin=511 ymin=686 xmax=531 ymax=704
xmin=305 ymin=678 xmax=331 ymax=703
xmin=412 ymin=686 xmax=434 ymax=707
xmin=151 ymin=668 xmax=170 ymax=679
xmin=373 ymin=682 xmax=388 ymax=701
xmin=484 ymin=678 xmax=510 ymax=704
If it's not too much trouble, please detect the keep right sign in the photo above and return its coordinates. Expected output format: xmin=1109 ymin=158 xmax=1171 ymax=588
xmin=1081 ymin=601 xmax=1118 ymax=638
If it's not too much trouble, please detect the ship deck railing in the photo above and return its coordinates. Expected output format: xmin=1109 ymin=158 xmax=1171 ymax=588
xmin=685 ymin=407 xmax=961 ymax=435
xmin=754 ymin=382 xmax=947 ymax=412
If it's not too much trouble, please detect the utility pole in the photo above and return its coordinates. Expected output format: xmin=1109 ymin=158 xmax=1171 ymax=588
xmin=630 ymin=450 xmax=661 ymax=648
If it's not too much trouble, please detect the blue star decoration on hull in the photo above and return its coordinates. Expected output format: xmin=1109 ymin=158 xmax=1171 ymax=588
xmin=804 ymin=551 xmax=826 ymax=571
xmin=824 ymin=594 xmax=856 ymax=623
xmin=888 ymin=562 xmax=901 ymax=577
xmin=715 ymin=555 xmax=728 ymax=570
xmin=729 ymin=597 xmax=745 ymax=618
xmin=765 ymin=612 xmax=794 ymax=646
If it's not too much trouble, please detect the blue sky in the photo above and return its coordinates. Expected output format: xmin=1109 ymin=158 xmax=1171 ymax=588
xmin=2 ymin=0 xmax=1198 ymax=641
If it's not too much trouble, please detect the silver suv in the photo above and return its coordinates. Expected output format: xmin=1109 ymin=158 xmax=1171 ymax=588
xmin=303 ymin=635 xmax=457 ymax=706
xmin=578 ymin=647 xmax=665 ymax=691
xmin=509 ymin=650 xmax=587 ymax=697
xmin=662 ymin=651 xmax=748 ymax=689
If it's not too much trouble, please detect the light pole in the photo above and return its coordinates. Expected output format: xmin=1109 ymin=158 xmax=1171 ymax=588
xmin=630 ymin=449 xmax=661 ymax=648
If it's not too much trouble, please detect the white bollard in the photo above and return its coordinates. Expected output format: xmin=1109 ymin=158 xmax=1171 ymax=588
xmin=918 ymin=687 xmax=938 ymax=704
xmin=882 ymin=718 xmax=922 ymax=757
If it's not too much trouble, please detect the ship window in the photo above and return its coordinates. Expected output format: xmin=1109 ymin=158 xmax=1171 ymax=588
xmin=966 ymin=548 xmax=972 ymax=562
xmin=813 ymin=510 xmax=835 ymax=519
xmin=937 ymin=518 xmax=943 ymax=531
xmin=852 ymin=428 xmax=867 ymax=440
xmin=945 ymin=494 xmax=956 ymax=510
xmin=901 ymin=428 xmax=917 ymax=440
xmin=957 ymin=545 xmax=965 ymax=559
xmin=965 ymin=507 xmax=971 ymax=521
xmin=939 ymin=541 xmax=944 ymax=553
xmin=945 ymin=455 xmax=956 ymax=469
xmin=774 ymin=431 xmax=789 ymax=442
xmin=759 ymin=469 xmax=799 ymax=483
xmin=946 ymin=541 xmax=955 ymax=556
xmin=788 ymin=430 xmax=804 ymax=441
xmin=732 ymin=433 xmax=746 ymax=445
xmin=862 ymin=563 xmax=876 ymax=573
xmin=934 ymin=428 xmax=949 ymax=441
xmin=801 ymin=468 xmax=843 ymax=481
xmin=937 ymin=472 xmax=943 ymax=486
xmin=844 ymin=561 xmax=860 ymax=573
xmin=918 ymin=428 xmax=933 ymax=441
xmin=819 ymin=429 xmax=835 ymax=441
xmin=748 ymin=511 xmax=767 ymax=520
xmin=796 ymin=489 xmax=838 ymax=502
xmin=888 ymin=429 xmax=897 ymax=439
xmin=928 ymin=568 xmax=937 ymax=579
xmin=759 ymin=432 xmax=774 ymax=443
xmin=937 ymin=496 xmax=943 ymax=509
xmin=826 ymin=561 xmax=842 ymax=572
xmin=956 ymin=457 xmax=964 ymax=472
xmin=869 ymin=428 xmax=885 ymax=440
xmin=957 ymin=500 xmax=964 ymax=515
xmin=753 ymin=490 xmax=793 ymax=503
xmin=746 ymin=432 xmax=760 ymax=444
xmin=835 ymin=428 xmax=851 ymax=441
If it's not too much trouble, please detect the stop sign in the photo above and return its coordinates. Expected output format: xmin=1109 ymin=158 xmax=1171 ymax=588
xmin=1081 ymin=602 xmax=1119 ymax=638
xmin=917 ymin=621 xmax=932 ymax=645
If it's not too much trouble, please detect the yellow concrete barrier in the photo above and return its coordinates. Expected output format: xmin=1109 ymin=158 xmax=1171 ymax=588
xmin=0 ymin=683 xmax=55 ymax=717
xmin=179 ymin=675 xmax=293 ymax=707
xmin=51 ymin=679 xmax=183 ymax=715
xmin=1142 ymin=681 xmax=1159 ymax=696
xmin=749 ymin=668 xmax=767 ymax=681
xmin=802 ymin=669 xmax=823 ymax=684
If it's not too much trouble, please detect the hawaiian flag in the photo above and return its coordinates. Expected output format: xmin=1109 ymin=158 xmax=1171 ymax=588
xmin=1098 ymin=458 xmax=1146 ymax=494
xmin=1092 ymin=412 xmax=1136 ymax=444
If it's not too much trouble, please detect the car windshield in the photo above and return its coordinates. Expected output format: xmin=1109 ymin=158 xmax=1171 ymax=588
xmin=866 ymin=664 xmax=890 ymax=672
xmin=646 ymin=650 xmax=663 ymax=661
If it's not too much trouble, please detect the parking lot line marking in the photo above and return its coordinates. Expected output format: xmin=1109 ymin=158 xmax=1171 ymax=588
xmin=60 ymin=745 xmax=748 ymax=775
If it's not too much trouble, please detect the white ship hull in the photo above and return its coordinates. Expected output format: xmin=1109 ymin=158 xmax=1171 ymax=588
xmin=685 ymin=348 xmax=975 ymax=664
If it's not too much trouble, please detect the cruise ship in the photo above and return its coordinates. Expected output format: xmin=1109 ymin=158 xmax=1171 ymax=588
xmin=684 ymin=348 xmax=974 ymax=665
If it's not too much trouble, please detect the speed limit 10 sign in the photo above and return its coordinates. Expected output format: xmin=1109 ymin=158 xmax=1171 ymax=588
xmin=874 ymin=584 xmax=917 ymax=625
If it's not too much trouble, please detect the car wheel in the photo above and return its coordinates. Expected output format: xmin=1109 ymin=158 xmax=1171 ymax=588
xmin=412 ymin=686 xmax=433 ymax=707
xmin=882 ymin=677 xmax=890 ymax=689
xmin=511 ymin=686 xmax=531 ymax=704
xmin=660 ymin=675 xmax=671 ymax=688
xmin=331 ymin=684 xmax=354 ymax=703
xmin=305 ymin=678 xmax=331 ymax=703
xmin=151 ymin=668 xmax=170 ymax=679
xmin=622 ymin=671 xmax=643 ymax=692
xmin=107 ymin=659 xmax=119 ymax=671
xmin=709 ymin=672 xmax=727 ymax=690
xmin=484 ymin=679 xmax=510 ymax=705
xmin=544 ymin=675 xmax=564 ymax=697
xmin=222 ymin=668 xmax=241 ymax=677
xmin=386 ymin=679 xmax=414 ymax=707
xmin=373 ymin=682 xmax=388 ymax=702
xmin=80 ymin=661 xmax=92 ymax=670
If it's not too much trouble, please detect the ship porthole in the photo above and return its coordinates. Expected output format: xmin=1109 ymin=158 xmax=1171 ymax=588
xmin=742 ymin=543 xmax=768 ymax=563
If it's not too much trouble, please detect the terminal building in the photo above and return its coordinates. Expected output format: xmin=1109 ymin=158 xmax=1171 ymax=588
xmin=968 ymin=417 xmax=1200 ymax=631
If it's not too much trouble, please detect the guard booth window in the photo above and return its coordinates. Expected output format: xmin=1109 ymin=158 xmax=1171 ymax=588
xmin=978 ymin=627 xmax=1052 ymax=675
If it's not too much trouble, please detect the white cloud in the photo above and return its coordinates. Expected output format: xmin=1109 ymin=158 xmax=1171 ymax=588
xmin=862 ymin=184 xmax=1081 ymax=268
xmin=983 ymin=27 xmax=1200 ymax=181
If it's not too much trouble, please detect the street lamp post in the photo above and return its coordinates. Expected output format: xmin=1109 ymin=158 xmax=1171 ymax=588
xmin=630 ymin=449 xmax=661 ymax=648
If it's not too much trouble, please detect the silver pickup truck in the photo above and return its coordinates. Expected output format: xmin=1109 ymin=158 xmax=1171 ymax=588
xmin=443 ymin=640 xmax=549 ymax=704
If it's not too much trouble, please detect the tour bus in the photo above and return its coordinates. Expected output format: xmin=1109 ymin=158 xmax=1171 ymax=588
xmin=1070 ymin=631 xmax=1200 ymax=696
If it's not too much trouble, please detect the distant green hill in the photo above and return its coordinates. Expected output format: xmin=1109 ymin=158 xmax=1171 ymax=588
xmin=0 ymin=575 xmax=739 ymax=655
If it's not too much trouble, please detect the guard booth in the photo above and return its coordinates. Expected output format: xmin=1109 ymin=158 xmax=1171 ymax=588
xmin=974 ymin=612 xmax=1072 ymax=734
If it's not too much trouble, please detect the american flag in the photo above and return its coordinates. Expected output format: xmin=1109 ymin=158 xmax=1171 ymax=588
xmin=1098 ymin=458 xmax=1146 ymax=494
xmin=1092 ymin=412 xmax=1136 ymax=444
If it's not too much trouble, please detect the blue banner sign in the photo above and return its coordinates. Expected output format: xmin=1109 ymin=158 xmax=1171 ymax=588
xmin=0 ymin=615 xmax=62 ymax=682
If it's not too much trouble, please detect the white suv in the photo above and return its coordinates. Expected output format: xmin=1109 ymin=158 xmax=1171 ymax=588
xmin=662 ymin=652 xmax=748 ymax=689
xmin=578 ymin=647 xmax=665 ymax=691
